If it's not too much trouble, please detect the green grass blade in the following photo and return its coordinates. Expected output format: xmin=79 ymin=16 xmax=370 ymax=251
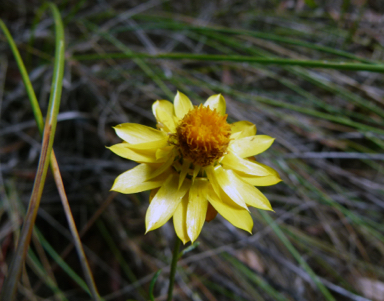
xmin=223 ymin=253 xmax=289 ymax=301
xmin=96 ymin=220 xmax=139 ymax=282
xmin=149 ymin=270 xmax=162 ymax=301
xmin=35 ymin=229 xmax=91 ymax=296
xmin=73 ymin=52 xmax=384 ymax=72
xmin=27 ymin=249 xmax=68 ymax=301
xmin=259 ymin=211 xmax=336 ymax=301
xmin=0 ymin=19 xmax=45 ymax=135
xmin=123 ymin=19 xmax=376 ymax=64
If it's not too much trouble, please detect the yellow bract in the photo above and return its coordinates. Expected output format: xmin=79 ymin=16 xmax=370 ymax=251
xmin=109 ymin=92 xmax=281 ymax=243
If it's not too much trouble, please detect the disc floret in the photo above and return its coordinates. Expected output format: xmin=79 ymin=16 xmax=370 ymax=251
xmin=176 ymin=105 xmax=231 ymax=166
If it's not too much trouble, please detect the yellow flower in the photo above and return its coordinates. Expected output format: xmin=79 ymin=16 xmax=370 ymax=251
xmin=109 ymin=92 xmax=281 ymax=244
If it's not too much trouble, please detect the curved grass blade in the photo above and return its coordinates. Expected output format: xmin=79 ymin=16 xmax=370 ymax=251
xmin=223 ymin=253 xmax=289 ymax=301
xmin=96 ymin=220 xmax=147 ymax=298
xmin=27 ymin=249 xmax=68 ymax=301
xmin=259 ymin=211 xmax=336 ymax=301
xmin=149 ymin=270 xmax=162 ymax=301
xmin=0 ymin=20 xmax=45 ymax=134
xmin=178 ymin=241 xmax=200 ymax=259
xmin=0 ymin=4 xmax=100 ymax=300
xmin=34 ymin=228 xmax=92 ymax=296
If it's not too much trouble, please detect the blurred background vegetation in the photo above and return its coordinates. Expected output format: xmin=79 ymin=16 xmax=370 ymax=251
xmin=1 ymin=0 xmax=384 ymax=300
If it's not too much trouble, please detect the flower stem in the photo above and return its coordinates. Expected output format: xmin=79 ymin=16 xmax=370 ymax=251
xmin=167 ymin=236 xmax=181 ymax=301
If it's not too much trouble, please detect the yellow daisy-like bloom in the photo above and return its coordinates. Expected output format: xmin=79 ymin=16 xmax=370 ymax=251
xmin=109 ymin=92 xmax=281 ymax=244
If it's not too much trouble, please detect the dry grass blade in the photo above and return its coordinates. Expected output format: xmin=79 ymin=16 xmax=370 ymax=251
xmin=0 ymin=3 xmax=65 ymax=300
xmin=0 ymin=89 xmax=59 ymax=300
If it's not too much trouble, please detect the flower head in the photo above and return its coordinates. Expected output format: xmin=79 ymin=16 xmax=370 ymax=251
xmin=109 ymin=92 xmax=281 ymax=244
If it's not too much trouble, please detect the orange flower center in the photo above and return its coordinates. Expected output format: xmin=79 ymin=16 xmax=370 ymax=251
xmin=176 ymin=105 xmax=231 ymax=166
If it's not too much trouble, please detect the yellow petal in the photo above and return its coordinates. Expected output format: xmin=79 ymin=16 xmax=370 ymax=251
xmin=125 ymin=138 xmax=168 ymax=150
xmin=205 ymin=165 xmax=221 ymax=200
xmin=111 ymin=164 xmax=172 ymax=194
xmin=108 ymin=143 xmax=158 ymax=163
xmin=173 ymin=194 xmax=190 ymax=244
xmin=220 ymin=169 xmax=273 ymax=211
xmin=235 ymin=169 xmax=282 ymax=186
xmin=174 ymin=91 xmax=193 ymax=119
xmin=156 ymin=146 xmax=174 ymax=161
xmin=187 ymin=178 xmax=209 ymax=242
xmin=214 ymin=165 xmax=271 ymax=210
xmin=207 ymin=165 xmax=248 ymax=210
xmin=203 ymin=94 xmax=226 ymax=116
xmin=178 ymin=159 xmax=191 ymax=189
xmin=150 ymin=150 xmax=176 ymax=179
xmin=230 ymin=135 xmax=275 ymax=158
xmin=207 ymin=186 xmax=253 ymax=233
xmin=152 ymin=100 xmax=177 ymax=133
xmin=146 ymin=173 xmax=191 ymax=232
xmin=231 ymin=120 xmax=256 ymax=138
xmin=192 ymin=165 xmax=201 ymax=182
xmin=230 ymin=131 xmax=242 ymax=140
xmin=221 ymin=152 xmax=272 ymax=176
xmin=114 ymin=123 xmax=167 ymax=144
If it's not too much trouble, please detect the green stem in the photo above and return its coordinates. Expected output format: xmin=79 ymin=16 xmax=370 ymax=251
xmin=167 ymin=237 xmax=181 ymax=301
